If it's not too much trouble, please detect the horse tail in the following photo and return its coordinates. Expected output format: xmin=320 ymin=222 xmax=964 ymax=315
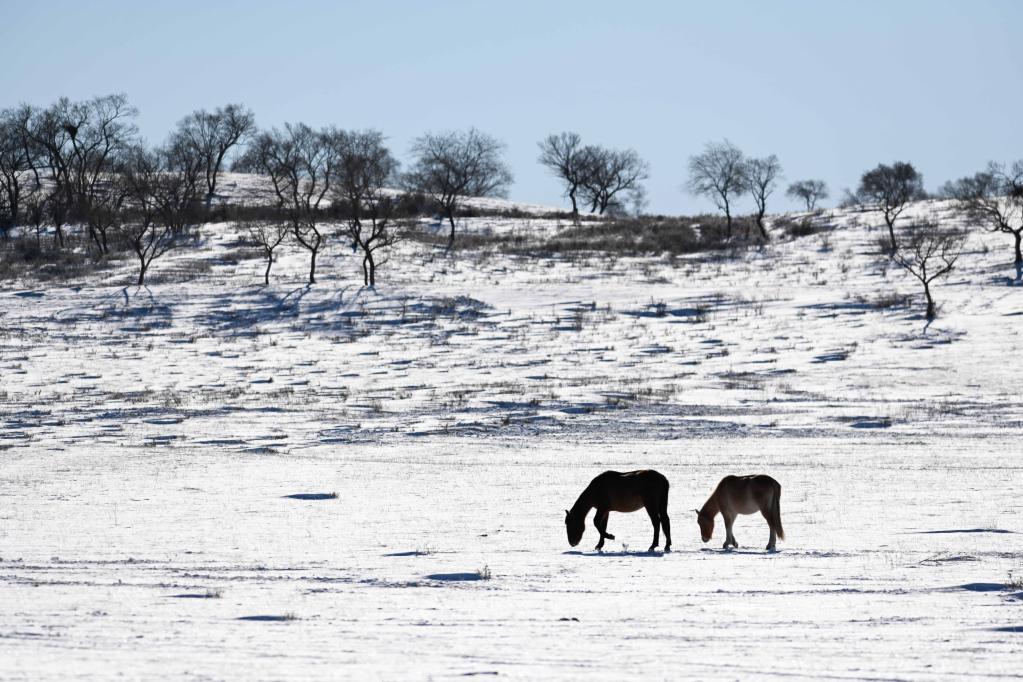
xmin=770 ymin=483 xmax=785 ymax=541
xmin=659 ymin=475 xmax=670 ymax=514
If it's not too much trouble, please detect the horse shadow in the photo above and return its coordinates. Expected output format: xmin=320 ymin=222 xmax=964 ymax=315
xmin=562 ymin=550 xmax=668 ymax=558
xmin=699 ymin=547 xmax=780 ymax=556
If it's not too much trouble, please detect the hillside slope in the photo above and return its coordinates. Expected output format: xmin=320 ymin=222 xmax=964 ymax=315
xmin=0 ymin=200 xmax=1021 ymax=679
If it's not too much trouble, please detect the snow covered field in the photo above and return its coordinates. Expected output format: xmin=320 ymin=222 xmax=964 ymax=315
xmin=1 ymin=200 xmax=1022 ymax=679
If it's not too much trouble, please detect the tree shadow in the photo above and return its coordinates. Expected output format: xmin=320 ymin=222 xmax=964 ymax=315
xmin=424 ymin=572 xmax=483 ymax=581
xmin=960 ymin=583 xmax=1007 ymax=592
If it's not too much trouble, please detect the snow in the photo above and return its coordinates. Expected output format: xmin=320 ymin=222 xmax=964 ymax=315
xmin=1 ymin=197 xmax=1022 ymax=679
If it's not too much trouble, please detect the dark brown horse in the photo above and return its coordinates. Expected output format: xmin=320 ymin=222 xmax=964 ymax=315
xmin=696 ymin=474 xmax=784 ymax=551
xmin=565 ymin=470 xmax=671 ymax=552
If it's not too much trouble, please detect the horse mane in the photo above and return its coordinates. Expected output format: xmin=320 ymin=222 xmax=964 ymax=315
xmin=699 ymin=484 xmax=721 ymax=518
xmin=568 ymin=484 xmax=594 ymax=519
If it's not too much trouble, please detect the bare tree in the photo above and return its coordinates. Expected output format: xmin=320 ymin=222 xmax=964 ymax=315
xmin=892 ymin=223 xmax=966 ymax=320
xmin=22 ymin=189 xmax=48 ymax=247
xmin=23 ymin=94 xmax=139 ymax=254
xmin=579 ymin=147 xmax=649 ymax=216
xmin=236 ymin=123 xmax=335 ymax=284
xmin=246 ymin=220 xmax=290 ymax=285
xmin=743 ymin=154 xmax=783 ymax=240
xmin=838 ymin=188 xmax=862 ymax=209
xmin=942 ymin=161 xmax=1023 ymax=272
xmin=118 ymin=145 xmax=202 ymax=285
xmin=404 ymin=128 xmax=512 ymax=249
xmin=172 ymin=103 xmax=255 ymax=205
xmin=786 ymin=179 xmax=829 ymax=211
xmin=857 ymin=161 xmax=925 ymax=253
xmin=330 ymin=130 xmax=401 ymax=287
xmin=687 ymin=140 xmax=746 ymax=238
xmin=118 ymin=147 xmax=171 ymax=285
xmin=538 ymin=132 xmax=592 ymax=221
xmin=0 ymin=109 xmax=32 ymax=234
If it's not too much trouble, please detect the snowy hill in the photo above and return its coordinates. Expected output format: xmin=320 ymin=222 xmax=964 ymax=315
xmin=1 ymin=198 xmax=1021 ymax=679
xmin=212 ymin=171 xmax=565 ymax=215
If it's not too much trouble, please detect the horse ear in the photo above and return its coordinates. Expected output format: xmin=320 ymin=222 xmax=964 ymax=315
xmin=693 ymin=508 xmax=700 ymax=515
xmin=565 ymin=509 xmax=570 ymax=517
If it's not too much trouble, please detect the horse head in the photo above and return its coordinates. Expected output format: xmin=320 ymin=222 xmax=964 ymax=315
xmin=565 ymin=508 xmax=584 ymax=547
xmin=695 ymin=508 xmax=714 ymax=542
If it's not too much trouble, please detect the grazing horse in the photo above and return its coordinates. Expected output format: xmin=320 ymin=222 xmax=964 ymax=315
xmin=565 ymin=470 xmax=671 ymax=552
xmin=695 ymin=475 xmax=784 ymax=551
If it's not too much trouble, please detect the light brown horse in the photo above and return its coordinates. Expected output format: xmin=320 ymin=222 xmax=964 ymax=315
xmin=695 ymin=475 xmax=784 ymax=551
xmin=565 ymin=470 xmax=671 ymax=552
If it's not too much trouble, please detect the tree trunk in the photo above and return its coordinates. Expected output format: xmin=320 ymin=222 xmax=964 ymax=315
xmin=446 ymin=210 xmax=456 ymax=251
xmin=1014 ymin=231 xmax=1022 ymax=266
xmin=8 ymin=185 xmax=18 ymax=227
xmin=886 ymin=218 xmax=897 ymax=254
xmin=724 ymin=205 xmax=732 ymax=240
xmin=264 ymin=250 xmax=273 ymax=285
xmin=89 ymin=224 xmax=103 ymax=255
xmin=757 ymin=213 xmax=769 ymax=240
xmin=924 ymin=283 xmax=935 ymax=320
xmin=366 ymin=251 xmax=376 ymax=287
xmin=569 ymin=188 xmax=579 ymax=224
xmin=307 ymin=248 xmax=317 ymax=284
xmin=137 ymin=260 xmax=147 ymax=286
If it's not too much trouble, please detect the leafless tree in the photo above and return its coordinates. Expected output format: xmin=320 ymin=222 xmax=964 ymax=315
xmin=23 ymin=94 xmax=139 ymax=254
xmin=118 ymin=147 xmax=171 ymax=285
xmin=579 ymin=147 xmax=649 ymax=216
xmin=687 ymin=140 xmax=746 ymax=239
xmin=171 ymin=103 xmax=255 ymax=205
xmin=6 ymin=105 xmax=43 ymax=191
xmin=538 ymin=132 xmax=592 ymax=221
xmin=118 ymin=146 xmax=202 ymax=285
xmin=330 ymin=130 xmax=401 ymax=287
xmin=786 ymin=179 xmax=829 ymax=211
xmin=46 ymin=188 xmax=70 ymax=249
xmin=857 ymin=161 xmax=925 ymax=253
xmin=404 ymin=128 xmax=512 ymax=249
xmin=246 ymin=220 xmax=290 ymax=285
xmin=892 ymin=223 xmax=967 ymax=320
xmin=0 ymin=109 xmax=33 ymax=234
xmin=236 ymin=123 xmax=335 ymax=284
xmin=22 ymin=189 xmax=48 ymax=247
xmin=743 ymin=154 xmax=783 ymax=240
xmin=942 ymin=161 xmax=1023 ymax=272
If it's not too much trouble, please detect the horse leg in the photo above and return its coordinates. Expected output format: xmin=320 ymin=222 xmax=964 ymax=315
xmin=761 ymin=506 xmax=777 ymax=551
xmin=594 ymin=509 xmax=612 ymax=550
xmin=645 ymin=505 xmax=660 ymax=552
xmin=660 ymin=489 xmax=671 ymax=552
xmin=723 ymin=512 xmax=738 ymax=549
xmin=661 ymin=511 xmax=671 ymax=553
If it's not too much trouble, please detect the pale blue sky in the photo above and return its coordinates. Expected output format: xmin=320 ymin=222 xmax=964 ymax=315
xmin=2 ymin=0 xmax=1020 ymax=214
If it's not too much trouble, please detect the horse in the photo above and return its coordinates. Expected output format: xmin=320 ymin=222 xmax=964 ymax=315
xmin=565 ymin=470 xmax=671 ymax=552
xmin=695 ymin=475 xmax=784 ymax=551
